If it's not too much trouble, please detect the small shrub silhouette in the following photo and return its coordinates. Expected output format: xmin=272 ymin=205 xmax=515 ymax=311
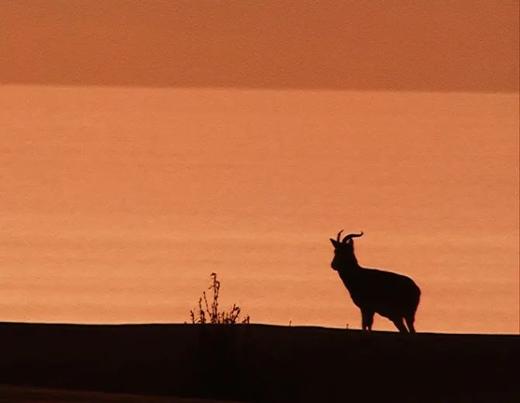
xmin=190 ymin=272 xmax=250 ymax=324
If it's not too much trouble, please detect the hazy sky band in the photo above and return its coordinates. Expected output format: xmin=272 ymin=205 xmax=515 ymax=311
xmin=1 ymin=87 xmax=517 ymax=332
xmin=2 ymin=0 xmax=518 ymax=92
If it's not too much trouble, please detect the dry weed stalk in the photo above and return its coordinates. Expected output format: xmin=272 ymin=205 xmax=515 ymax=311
xmin=190 ymin=273 xmax=250 ymax=324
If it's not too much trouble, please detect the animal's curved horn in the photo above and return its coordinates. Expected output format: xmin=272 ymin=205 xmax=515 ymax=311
xmin=342 ymin=231 xmax=364 ymax=243
xmin=336 ymin=230 xmax=344 ymax=242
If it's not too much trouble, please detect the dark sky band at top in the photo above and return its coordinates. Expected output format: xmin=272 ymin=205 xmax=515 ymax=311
xmin=1 ymin=0 xmax=518 ymax=92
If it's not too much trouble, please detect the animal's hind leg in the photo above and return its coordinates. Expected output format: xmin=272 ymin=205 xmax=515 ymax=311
xmin=390 ymin=317 xmax=408 ymax=333
xmin=405 ymin=314 xmax=416 ymax=334
xmin=361 ymin=309 xmax=374 ymax=331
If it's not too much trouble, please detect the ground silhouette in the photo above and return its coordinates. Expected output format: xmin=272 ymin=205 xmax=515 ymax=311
xmin=0 ymin=322 xmax=518 ymax=402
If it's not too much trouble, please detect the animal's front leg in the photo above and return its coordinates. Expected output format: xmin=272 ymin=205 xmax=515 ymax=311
xmin=361 ymin=309 xmax=374 ymax=331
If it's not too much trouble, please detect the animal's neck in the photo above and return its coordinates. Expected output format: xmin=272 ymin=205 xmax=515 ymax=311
xmin=344 ymin=255 xmax=360 ymax=269
xmin=338 ymin=255 xmax=361 ymax=274
xmin=338 ymin=263 xmax=363 ymax=291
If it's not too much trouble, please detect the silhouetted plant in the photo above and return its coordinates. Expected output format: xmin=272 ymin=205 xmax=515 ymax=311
xmin=190 ymin=273 xmax=250 ymax=324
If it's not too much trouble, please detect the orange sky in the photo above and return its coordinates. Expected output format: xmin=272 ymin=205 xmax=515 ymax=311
xmin=1 ymin=1 xmax=518 ymax=91
xmin=0 ymin=2 xmax=518 ymax=333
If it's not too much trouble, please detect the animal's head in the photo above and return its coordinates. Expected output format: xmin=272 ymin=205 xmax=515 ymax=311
xmin=330 ymin=230 xmax=364 ymax=271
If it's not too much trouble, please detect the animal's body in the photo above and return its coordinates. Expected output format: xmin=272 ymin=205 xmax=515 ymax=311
xmin=330 ymin=231 xmax=421 ymax=333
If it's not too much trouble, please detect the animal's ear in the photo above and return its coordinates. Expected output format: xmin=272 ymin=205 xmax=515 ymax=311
xmin=330 ymin=239 xmax=339 ymax=248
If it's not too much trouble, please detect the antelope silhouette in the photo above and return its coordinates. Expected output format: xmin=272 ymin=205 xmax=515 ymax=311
xmin=330 ymin=230 xmax=421 ymax=333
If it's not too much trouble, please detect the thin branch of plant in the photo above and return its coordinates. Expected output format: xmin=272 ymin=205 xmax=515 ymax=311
xmin=189 ymin=272 xmax=250 ymax=324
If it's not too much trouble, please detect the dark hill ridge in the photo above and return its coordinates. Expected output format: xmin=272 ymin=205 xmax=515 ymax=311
xmin=0 ymin=322 xmax=518 ymax=402
xmin=0 ymin=384 xmax=239 ymax=403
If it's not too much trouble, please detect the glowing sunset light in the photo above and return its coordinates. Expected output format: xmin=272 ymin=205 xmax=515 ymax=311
xmin=0 ymin=1 xmax=518 ymax=335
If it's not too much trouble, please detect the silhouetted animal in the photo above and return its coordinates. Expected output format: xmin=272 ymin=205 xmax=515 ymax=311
xmin=330 ymin=230 xmax=421 ymax=333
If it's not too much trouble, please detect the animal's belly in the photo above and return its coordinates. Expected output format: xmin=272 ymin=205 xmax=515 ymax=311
xmin=350 ymin=293 xmax=409 ymax=316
